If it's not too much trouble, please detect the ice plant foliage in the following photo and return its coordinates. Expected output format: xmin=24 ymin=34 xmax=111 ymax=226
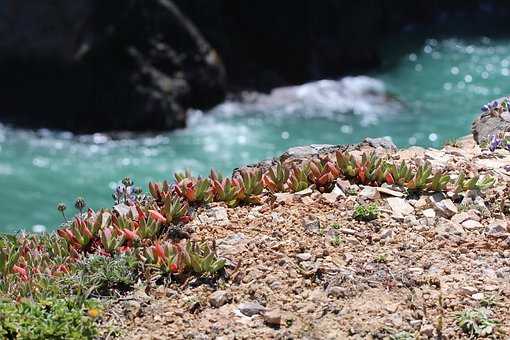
xmin=263 ymin=162 xmax=289 ymax=193
xmin=454 ymin=172 xmax=496 ymax=193
xmin=288 ymin=164 xmax=310 ymax=192
xmin=236 ymin=169 xmax=264 ymax=204
xmin=308 ymin=157 xmax=340 ymax=192
xmin=174 ymin=171 xmax=213 ymax=204
xmin=143 ymin=240 xmax=225 ymax=276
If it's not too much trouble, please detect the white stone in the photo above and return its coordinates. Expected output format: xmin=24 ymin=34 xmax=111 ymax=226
xmin=376 ymin=186 xmax=405 ymax=197
xmin=462 ymin=219 xmax=483 ymax=230
xmin=386 ymin=197 xmax=414 ymax=216
xmin=358 ymin=186 xmax=380 ymax=200
xmin=422 ymin=209 xmax=436 ymax=218
xmin=429 ymin=193 xmax=457 ymax=218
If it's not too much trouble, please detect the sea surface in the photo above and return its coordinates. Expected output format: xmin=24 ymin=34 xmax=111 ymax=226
xmin=1 ymin=29 xmax=510 ymax=232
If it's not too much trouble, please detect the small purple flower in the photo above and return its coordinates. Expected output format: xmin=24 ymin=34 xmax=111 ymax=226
xmin=112 ymin=183 xmax=136 ymax=205
xmin=482 ymin=101 xmax=499 ymax=114
xmin=489 ymin=135 xmax=501 ymax=151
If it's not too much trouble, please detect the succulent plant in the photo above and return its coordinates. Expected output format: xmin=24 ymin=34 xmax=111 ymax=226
xmin=335 ymin=151 xmax=357 ymax=178
xmin=99 ymin=227 xmax=126 ymax=254
xmin=136 ymin=216 xmax=162 ymax=240
xmin=263 ymin=162 xmax=290 ymax=193
xmin=237 ymin=168 xmax=264 ymax=204
xmin=143 ymin=242 xmax=180 ymax=274
xmin=57 ymin=210 xmax=109 ymax=253
xmin=388 ymin=161 xmax=414 ymax=186
xmin=0 ymin=238 xmax=21 ymax=279
xmin=353 ymin=203 xmax=379 ymax=221
xmin=405 ymin=163 xmax=433 ymax=191
xmin=288 ymin=164 xmax=310 ymax=192
xmin=174 ymin=174 xmax=213 ymax=204
xmin=57 ymin=217 xmax=94 ymax=250
xmin=455 ymin=172 xmax=495 ymax=193
xmin=160 ymin=195 xmax=190 ymax=224
xmin=185 ymin=241 xmax=225 ymax=276
xmin=308 ymin=157 xmax=339 ymax=192
xmin=210 ymin=172 xmax=242 ymax=207
xmin=427 ymin=172 xmax=451 ymax=192
xmin=148 ymin=181 xmax=172 ymax=202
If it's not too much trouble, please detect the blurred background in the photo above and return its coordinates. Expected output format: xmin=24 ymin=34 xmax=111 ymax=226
xmin=1 ymin=0 xmax=510 ymax=232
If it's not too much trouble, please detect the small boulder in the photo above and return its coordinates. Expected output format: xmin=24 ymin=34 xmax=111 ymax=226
xmin=295 ymin=187 xmax=313 ymax=197
xmin=322 ymin=192 xmax=340 ymax=204
xmin=376 ymin=186 xmax=404 ymax=197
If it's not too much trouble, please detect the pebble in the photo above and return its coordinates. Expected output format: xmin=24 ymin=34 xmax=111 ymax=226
xmin=429 ymin=193 xmax=458 ymax=218
xmin=263 ymin=310 xmax=282 ymax=326
xmin=462 ymin=219 xmax=483 ymax=230
xmin=459 ymin=286 xmax=478 ymax=296
xmin=274 ymin=193 xmax=294 ymax=204
xmin=322 ymin=192 xmax=340 ymax=204
xmin=332 ymin=185 xmax=346 ymax=197
xmin=486 ymin=221 xmax=508 ymax=237
xmin=336 ymin=179 xmax=351 ymax=192
xmin=295 ymin=188 xmax=313 ymax=197
xmin=209 ymin=290 xmax=231 ymax=308
xmin=358 ymin=186 xmax=380 ymax=200
xmin=376 ymin=186 xmax=404 ymax=197
xmin=238 ymin=302 xmax=267 ymax=317
xmin=303 ymin=218 xmax=321 ymax=234
xmin=386 ymin=197 xmax=414 ymax=216
xmin=379 ymin=228 xmax=394 ymax=240
xmin=422 ymin=208 xmax=436 ymax=218
xmin=206 ymin=206 xmax=230 ymax=225
xmin=471 ymin=292 xmax=484 ymax=300
xmin=326 ymin=286 xmax=348 ymax=298
xmin=296 ymin=253 xmax=312 ymax=262
xmin=451 ymin=212 xmax=471 ymax=225
xmin=123 ymin=300 xmax=141 ymax=320
xmin=437 ymin=218 xmax=465 ymax=236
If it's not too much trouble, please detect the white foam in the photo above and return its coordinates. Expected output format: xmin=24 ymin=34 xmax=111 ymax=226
xmin=192 ymin=76 xmax=401 ymax=127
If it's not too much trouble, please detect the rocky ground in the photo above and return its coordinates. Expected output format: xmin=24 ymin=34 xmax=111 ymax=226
xmin=101 ymin=136 xmax=510 ymax=339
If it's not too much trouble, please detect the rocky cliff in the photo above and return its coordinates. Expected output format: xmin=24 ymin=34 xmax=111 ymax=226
xmin=0 ymin=0 xmax=508 ymax=132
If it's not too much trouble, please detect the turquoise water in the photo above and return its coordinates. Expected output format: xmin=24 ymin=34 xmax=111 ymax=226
xmin=1 ymin=34 xmax=510 ymax=232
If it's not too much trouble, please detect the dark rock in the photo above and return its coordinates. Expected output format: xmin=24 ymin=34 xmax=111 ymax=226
xmin=0 ymin=0 xmax=226 ymax=132
xmin=4 ymin=1 xmax=509 ymax=132
xmin=177 ymin=1 xmax=501 ymax=91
